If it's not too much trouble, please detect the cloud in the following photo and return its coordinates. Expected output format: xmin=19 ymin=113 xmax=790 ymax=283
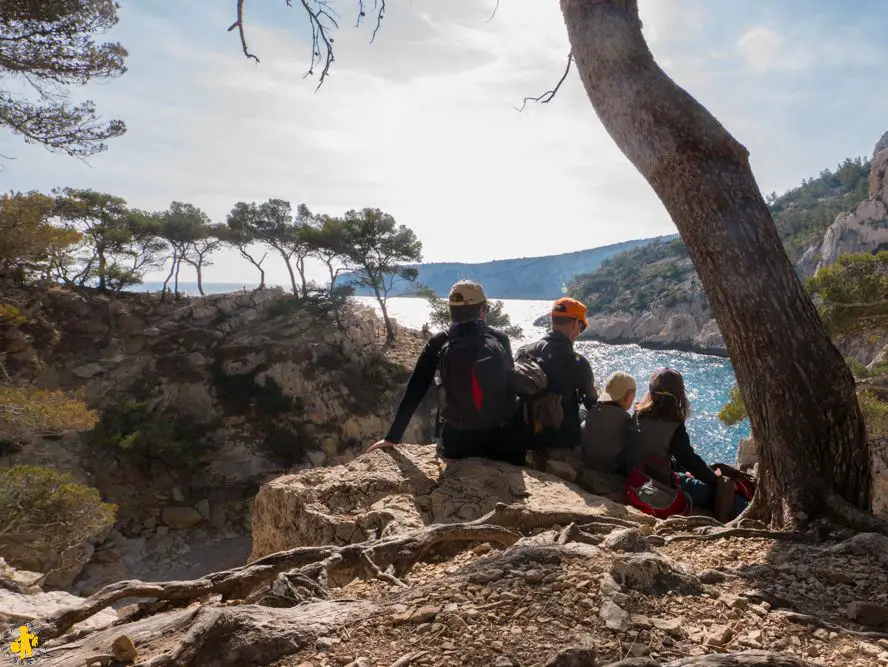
xmin=2 ymin=0 xmax=887 ymax=287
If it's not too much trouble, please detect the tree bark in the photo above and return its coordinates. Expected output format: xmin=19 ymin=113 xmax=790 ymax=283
xmin=174 ymin=256 xmax=182 ymax=295
xmin=161 ymin=251 xmax=177 ymax=302
xmin=195 ymin=260 xmax=205 ymax=296
xmin=374 ymin=282 xmax=395 ymax=343
xmin=279 ymin=248 xmax=298 ymax=295
xmin=560 ymin=0 xmax=874 ymax=529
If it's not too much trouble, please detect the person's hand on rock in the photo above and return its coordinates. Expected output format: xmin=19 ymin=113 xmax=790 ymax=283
xmin=368 ymin=439 xmax=395 ymax=452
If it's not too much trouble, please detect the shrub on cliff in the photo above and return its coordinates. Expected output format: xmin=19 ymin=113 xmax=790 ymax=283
xmin=806 ymin=250 xmax=888 ymax=335
xmin=0 ymin=465 xmax=116 ymax=571
xmin=88 ymin=399 xmax=211 ymax=468
xmin=0 ymin=384 xmax=98 ymax=444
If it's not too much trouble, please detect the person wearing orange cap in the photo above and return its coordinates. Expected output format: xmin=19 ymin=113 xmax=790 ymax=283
xmin=515 ymin=297 xmax=597 ymax=454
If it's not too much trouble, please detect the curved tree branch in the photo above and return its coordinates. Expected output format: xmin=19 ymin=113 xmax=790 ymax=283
xmin=227 ymin=0 xmax=260 ymax=63
xmin=515 ymin=53 xmax=574 ymax=112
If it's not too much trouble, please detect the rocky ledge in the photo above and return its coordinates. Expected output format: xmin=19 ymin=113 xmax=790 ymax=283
xmin=6 ymin=446 xmax=888 ymax=667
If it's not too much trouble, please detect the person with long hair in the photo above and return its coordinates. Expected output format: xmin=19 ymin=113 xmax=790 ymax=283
xmin=625 ymin=367 xmax=747 ymax=517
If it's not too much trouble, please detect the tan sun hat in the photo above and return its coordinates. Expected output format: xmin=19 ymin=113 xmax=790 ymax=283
xmin=448 ymin=280 xmax=487 ymax=306
xmin=599 ymin=371 xmax=637 ymax=403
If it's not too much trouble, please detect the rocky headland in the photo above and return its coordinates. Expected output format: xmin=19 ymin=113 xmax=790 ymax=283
xmin=564 ymin=131 xmax=888 ymax=363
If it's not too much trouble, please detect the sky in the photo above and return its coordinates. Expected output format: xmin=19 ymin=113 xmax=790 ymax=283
xmin=2 ymin=0 xmax=887 ymax=286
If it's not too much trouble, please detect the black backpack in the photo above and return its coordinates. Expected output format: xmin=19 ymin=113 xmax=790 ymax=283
xmin=436 ymin=327 xmax=515 ymax=430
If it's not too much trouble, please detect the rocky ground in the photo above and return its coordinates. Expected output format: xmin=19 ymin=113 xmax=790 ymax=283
xmin=5 ymin=446 xmax=887 ymax=667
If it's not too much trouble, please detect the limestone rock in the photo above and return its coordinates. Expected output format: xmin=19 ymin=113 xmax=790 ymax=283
xmin=600 ymin=527 xmax=650 ymax=553
xmin=537 ymin=648 xmax=598 ymax=667
xmin=830 ymin=532 xmax=888 ymax=560
xmin=609 ymin=552 xmax=702 ymax=595
xmin=161 ymin=506 xmax=203 ymax=530
xmin=111 ymin=634 xmax=138 ymax=662
xmin=250 ymin=444 xmax=649 ymax=560
xmin=735 ymin=437 xmax=758 ymax=472
xmin=0 ymin=584 xmax=117 ymax=633
xmin=599 ymin=599 xmax=631 ymax=632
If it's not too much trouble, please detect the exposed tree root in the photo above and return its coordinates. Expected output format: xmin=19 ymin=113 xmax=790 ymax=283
xmin=826 ymin=492 xmax=888 ymax=536
xmin=601 ymin=649 xmax=816 ymax=665
xmin=139 ymin=607 xmax=223 ymax=667
xmin=557 ymin=522 xmax=603 ymax=546
xmin=664 ymin=528 xmax=817 ymax=545
xmin=471 ymin=501 xmax=650 ymax=532
xmin=655 ymin=516 xmax=725 ymax=533
xmin=33 ymin=522 xmax=519 ymax=642
xmin=776 ymin=610 xmax=888 ymax=641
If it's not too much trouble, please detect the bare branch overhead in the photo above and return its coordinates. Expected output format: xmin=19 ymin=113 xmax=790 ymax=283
xmin=515 ymin=53 xmax=574 ymax=112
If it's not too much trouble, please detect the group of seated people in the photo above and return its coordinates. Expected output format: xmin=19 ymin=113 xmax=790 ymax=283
xmin=368 ymin=279 xmax=753 ymax=520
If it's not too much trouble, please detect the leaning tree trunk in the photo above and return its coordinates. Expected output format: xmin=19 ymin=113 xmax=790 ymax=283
xmin=560 ymin=0 xmax=878 ymax=531
xmin=161 ymin=251 xmax=177 ymax=301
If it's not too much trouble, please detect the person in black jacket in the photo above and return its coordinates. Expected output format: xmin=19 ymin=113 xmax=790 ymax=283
xmin=368 ymin=280 xmax=524 ymax=465
xmin=515 ymin=297 xmax=597 ymax=455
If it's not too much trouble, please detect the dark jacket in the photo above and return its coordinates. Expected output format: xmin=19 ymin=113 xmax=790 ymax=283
xmin=581 ymin=400 xmax=635 ymax=474
xmin=626 ymin=416 xmax=718 ymax=487
xmin=515 ymin=330 xmax=597 ymax=449
xmin=384 ymin=321 xmax=514 ymax=444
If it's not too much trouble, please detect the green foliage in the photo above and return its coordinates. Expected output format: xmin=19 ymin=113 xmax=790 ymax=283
xmin=571 ymin=238 xmax=696 ymax=314
xmin=772 ymin=157 xmax=871 ymax=262
xmin=0 ymin=192 xmax=82 ymax=280
xmin=717 ymin=385 xmax=748 ymax=426
xmin=0 ymin=0 xmax=127 ymax=157
xmin=338 ymin=208 xmax=423 ymax=342
xmin=0 ymin=465 xmax=116 ymax=569
xmin=88 ymin=399 xmax=211 ymax=467
xmin=571 ymin=158 xmax=873 ymax=314
xmin=0 ymin=383 xmax=98 ymax=442
xmin=413 ymin=284 xmax=523 ymax=338
xmin=227 ymin=198 xmax=318 ymax=297
xmin=859 ymin=390 xmax=888 ymax=440
xmin=158 ymin=202 xmax=224 ymax=296
xmin=53 ymin=188 xmax=167 ymax=291
xmin=805 ymin=251 xmax=888 ymax=335
xmin=0 ymin=303 xmax=26 ymax=325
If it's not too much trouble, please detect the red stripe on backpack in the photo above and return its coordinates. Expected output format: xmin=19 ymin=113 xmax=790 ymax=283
xmin=470 ymin=365 xmax=484 ymax=410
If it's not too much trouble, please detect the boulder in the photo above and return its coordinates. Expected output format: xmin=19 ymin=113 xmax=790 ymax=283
xmin=830 ymin=532 xmax=888 ymax=560
xmin=735 ymin=437 xmax=758 ymax=472
xmin=161 ymin=506 xmax=203 ymax=530
xmin=609 ymin=552 xmax=702 ymax=596
xmin=0 ymin=575 xmax=117 ymax=633
xmin=250 ymin=444 xmax=649 ymax=560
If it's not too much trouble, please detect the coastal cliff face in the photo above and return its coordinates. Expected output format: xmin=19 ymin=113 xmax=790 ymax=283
xmin=798 ymin=143 xmax=888 ymax=277
xmin=569 ymin=133 xmax=888 ymax=361
xmin=581 ymin=301 xmax=725 ymax=356
xmin=0 ymin=286 xmax=434 ymax=594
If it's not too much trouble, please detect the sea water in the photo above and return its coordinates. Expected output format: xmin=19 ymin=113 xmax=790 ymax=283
xmin=137 ymin=282 xmax=750 ymax=462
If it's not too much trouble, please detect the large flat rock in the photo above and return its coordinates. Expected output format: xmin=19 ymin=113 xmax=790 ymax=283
xmin=250 ymin=443 xmax=649 ymax=560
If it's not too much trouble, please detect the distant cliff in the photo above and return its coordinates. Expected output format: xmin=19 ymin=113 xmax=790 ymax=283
xmin=567 ymin=133 xmax=887 ymax=356
xmin=338 ymin=236 xmax=675 ymax=300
